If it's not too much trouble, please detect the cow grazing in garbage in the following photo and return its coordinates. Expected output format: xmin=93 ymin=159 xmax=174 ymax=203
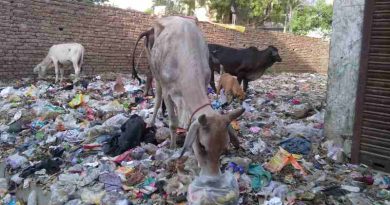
xmin=136 ymin=16 xmax=244 ymax=176
xmin=208 ymin=44 xmax=282 ymax=92
xmin=33 ymin=43 xmax=85 ymax=83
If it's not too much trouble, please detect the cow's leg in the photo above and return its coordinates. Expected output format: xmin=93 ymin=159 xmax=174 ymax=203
xmin=164 ymin=95 xmax=178 ymax=149
xmin=237 ymin=76 xmax=243 ymax=86
xmin=216 ymin=75 xmax=222 ymax=95
xmin=210 ymin=70 xmax=217 ymax=92
xmin=161 ymin=100 xmax=167 ymax=117
xmin=228 ymin=125 xmax=240 ymax=149
xmin=243 ymin=79 xmax=249 ymax=92
xmin=220 ymin=65 xmax=225 ymax=74
xmin=53 ymin=60 xmax=59 ymax=83
xmin=73 ymin=61 xmax=80 ymax=83
xmin=150 ymin=82 xmax=162 ymax=126
xmin=60 ymin=68 xmax=64 ymax=83
xmin=144 ymin=74 xmax=153 ymax=97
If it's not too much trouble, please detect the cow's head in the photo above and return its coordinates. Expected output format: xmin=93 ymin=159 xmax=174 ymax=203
xmin=236 ymin=89 xmax=246 ymax=103
xmin=268 ymin=45 xmax=282 ymax=62
xmin=225 ymin=90 xmax=234 ymax=104
xmin=181 ymin=108 xmax=245 ymax=176
xmin=33 ymin=64 xmax=47 ymax=79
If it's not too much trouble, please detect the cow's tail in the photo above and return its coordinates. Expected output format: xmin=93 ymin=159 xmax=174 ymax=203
xmin=132 ymin=29 xmax=152 ymax=85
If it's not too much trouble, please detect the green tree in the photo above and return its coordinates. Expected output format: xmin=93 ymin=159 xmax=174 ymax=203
xmin=280 ymin=0 xmax=302 ymax=32
xmin=153 ymin=0 xmax=207 ymax=16
xmin=208 ymin=0 xmax=299 ymax=27
xmin=208 ymin=0 xmax=268 ymax=24
xmin=153 ymin=0 xmax=186 ymax=15
xmin=291 ymin=0 xmax=333 ymax=35
xmin=150 ymin=0 xmax=333 ymax=37
xmin=144 ymin=8 xmax=154 ymax=15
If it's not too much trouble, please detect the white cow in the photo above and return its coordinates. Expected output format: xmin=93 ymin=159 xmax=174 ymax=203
xmin=139 ymin=17 xmax=244 ymax=176
xmin=33 ymin=43 xmax=85 ymax=83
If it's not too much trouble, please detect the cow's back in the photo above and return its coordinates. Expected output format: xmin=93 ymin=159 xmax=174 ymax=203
xmin=48 ymin=43 xmax=84 ymax=63
xmin=150 ymin=17 xmax=210 ymax=128
xmin=208 ymin=44 xmax=253 ymax=74
xmin=151 ymin=17 xmax=210 ymax=89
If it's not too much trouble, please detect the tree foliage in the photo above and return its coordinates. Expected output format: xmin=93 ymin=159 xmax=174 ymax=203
xmin=150 ymin=0 xmax=333 ymax=36
xmin=152 ymin=0 xmax=206 ymax=15
xmin=207 ymin=0 xmax=302 ymax=27
xmin=291 ymin=0 xmax=333 ymax=35
xmin=208 ymin=0 xmax=281 ymax=25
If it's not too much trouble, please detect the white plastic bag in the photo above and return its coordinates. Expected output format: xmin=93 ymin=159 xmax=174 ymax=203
xmin=242 ymin=99 xmax=255 ymax=112
xmin=219 ymin=89 xmax=227 ymax=104
xmin=187 ymin=172 xmax=239 ymax=205
xmin=0 ymin=87 xmax=16 ymax=98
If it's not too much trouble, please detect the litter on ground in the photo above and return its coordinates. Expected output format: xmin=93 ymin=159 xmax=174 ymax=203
xmin=0 ymin=73 xmax=389 ymax=205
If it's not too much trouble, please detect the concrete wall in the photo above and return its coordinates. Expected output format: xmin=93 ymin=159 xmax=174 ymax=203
xmin=0 ymin=0 xmax=329 ymax=80
xmin=324 ymin=0 xmax=366 ymax=148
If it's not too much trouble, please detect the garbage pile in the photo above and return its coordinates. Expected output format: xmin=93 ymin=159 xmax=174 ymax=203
xmin=0 ymin=73 xmax=389 ymax=205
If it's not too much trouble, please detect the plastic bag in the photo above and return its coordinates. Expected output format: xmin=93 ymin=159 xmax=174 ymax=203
xmin=306 ymin=110 xmax=325 ymax=123
xmin=80 ymin=187 xmax=106 ymax=204
xmin=187 ymin=172 xmax=239 ymax=205
xmin=32 ymin=102 xmax=65 ymax=120
xmin=27 ymin=190 xmax=37 ymax=205
xmin=280 ymin=137 xmax=311 ymax=155
xmin=124 ymin=84 xmax=142 ymax=93
xmin=264 ymin=197 xmax=283 ymax=205
xmin=264 ymin=147 xmax=307 ymax=176
xmin=247 ymin=164 xmax=271 ymax=192
xmin=69 ymin=94 xmax=84 ymax=108
xmin=7 ymin=110 xmax=22 ymax=125
xmin=219 ymin=89 xmax=227 ymax=104
xmin=247 ymin=138 xmax=267 ymax=155
xmin=322 ymin=140 xmax=344 ymax=162
xmin=257 ymin=181 xmax=288 ymax=199
xmin=0 ymin=178 xmax=7 ymax=198
xmin=285 ymin=122 xmax=323 ymax=143
xmin=211 ymin=100 xmax=222 ymax=110
xmin=155 ymin=148 xmax=174 ymax=161
xmin=102 ymin=114 xmax=128 ymax=128
xmin=249 ymin=126 xmax=261 ymax=134
xmin=99 ymin=100 xmax=124 ymax=113
xmin=25 ymin=85 xmax=38 ymax=98
xmin=6 ymin=153 xmax=28 ymax=169
xmin=242 ymin=99 xmax=254 ymax=112
xmin=54 ymin=114 xmax=78 ymax=131
xmin=0 ymin=87 xmax=16 ymax=98
xmin=55 ymin=130 xmax=83 ymax=143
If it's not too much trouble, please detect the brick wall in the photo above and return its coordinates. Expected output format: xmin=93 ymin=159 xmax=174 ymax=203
xmin=199 ymin=23 xmax=330 ymax=73
xmin=0 ymin=0 xmax=329 ymax=79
